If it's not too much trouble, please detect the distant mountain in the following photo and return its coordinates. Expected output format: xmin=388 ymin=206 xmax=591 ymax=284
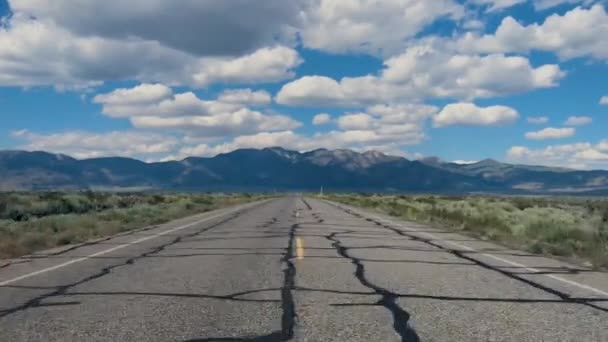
xmin=419 ymin=157 xmax=608 ymax=193
xmin=1 ymin=148 xmax=607 ymax=194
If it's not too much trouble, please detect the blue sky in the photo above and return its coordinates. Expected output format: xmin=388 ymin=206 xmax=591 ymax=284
xmin=0 ymin=0 xmax=607 ymax=168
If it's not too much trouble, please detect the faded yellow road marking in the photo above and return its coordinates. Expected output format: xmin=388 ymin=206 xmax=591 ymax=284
xmin=296 ymin=237 xmax=304 ymax=260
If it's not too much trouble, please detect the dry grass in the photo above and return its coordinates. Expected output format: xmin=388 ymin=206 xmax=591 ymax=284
xmin=323 ymin=194 xmax=608 ymax=269
xmin=0 ymin=192 xmax=266 ymax=259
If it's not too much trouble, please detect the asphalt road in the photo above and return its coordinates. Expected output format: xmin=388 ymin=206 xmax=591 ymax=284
xmin=0 ymin=196 xmax=606 ymax=341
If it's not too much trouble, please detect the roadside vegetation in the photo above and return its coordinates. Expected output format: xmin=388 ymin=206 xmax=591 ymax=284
xmin=0 ymin=192 xmax=265 ymax=259
xmin=323 ymin=194 xmax=608 ymax=269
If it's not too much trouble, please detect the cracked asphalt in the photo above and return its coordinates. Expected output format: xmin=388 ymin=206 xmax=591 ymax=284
xmin=0 ymin=197 xmax=606 ymax=341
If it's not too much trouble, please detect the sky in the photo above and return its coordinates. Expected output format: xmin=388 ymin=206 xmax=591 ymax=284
xmin=0 ymin=0 xmax=607 ymax=169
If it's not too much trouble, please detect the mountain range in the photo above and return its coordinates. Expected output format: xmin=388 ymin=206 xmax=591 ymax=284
xmin=1 ymin=148 xmax=607 ymax=194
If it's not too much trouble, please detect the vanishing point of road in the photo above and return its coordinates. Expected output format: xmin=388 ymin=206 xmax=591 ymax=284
xmin=0 ymin=197 xmax=606 ymax=341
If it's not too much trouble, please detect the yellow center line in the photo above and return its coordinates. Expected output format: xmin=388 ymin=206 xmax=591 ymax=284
xmin=296 ymin=237 xmax=305 ymax=260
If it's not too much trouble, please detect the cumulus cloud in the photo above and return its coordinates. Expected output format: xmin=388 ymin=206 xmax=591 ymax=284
xmin=337 ymin=113 xmax=375 ymax=130
xmin=3 ymin=0 xmax=604 ymax=163
xmin=7 ymin=0 xmax=305 ymax=57
xmin=458 ymin=5 xmax=608 ymax=61
xmin=525 ymin=127 xmax=575 ymax=140
xmin=312 ymin=113 xmax=332 ymax=125
xmin=170 ymin=131 xmax=314 ymax=159
xmin=0 ymin=13 xmax=301 ymax=88
xmin=469 ymin=0 xmax=591 ymax=12
xmin=93 ymin=84 xmax=174 ymax=108
xmin=527 ymin=116 xmax=549 ymax=124
xmin=172 ymin=130 xmax=416 ymax=160
xmin=11 ymin=130 xmax=178 ymax=159
xmin=217 ymin=89 xmax=272 ymax=106
xmin=130 ymin=110 xmax=301 ymax=137
xmin=433 ymin=103 xmax=519 ymax=127
xmin=600 ymin=96 xmax=608 ymax=105
xmin=190 ymin=46 xmax=302 ymax=87
xmin=452 ymin=160 xmax=479 ymax=164
xmin=507 ymin=140 xmax=608 ymax=169
xmin=276 ymin=42 xmax=563 ymax=106
xmin=564 ymin=116 xmax=592 ymax=126
xmin=533 ymin=0 xmax=594 ymax=10
xmin=171 ymin=103 xmax=439 ymax=159
xmin=90 ymin=85 xmax=437 ymax=157
xmin=300 ymin=0 xmax=464 ymax=56
xmin=94 ymin=85 xmax=240 ymax=118
xmin=329 ymin=104 xmax=438 ymax=146
xmin=469 ymin=0 xmax=527 ymax=12
xmin=0 ymin=0 xmax=469 ymax=88
xmin=93 ymin=84 xmax=300 ymax=137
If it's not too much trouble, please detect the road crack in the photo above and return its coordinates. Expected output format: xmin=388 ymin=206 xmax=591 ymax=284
xmin=279 ymin=223 xmax=298 ymax=340
xmin=331 ymin=202 xmax=608 ymax=314
xmin=0 ymin=206 xmax=261 ymax=318
xmin=326 ymin=232 xmax=420 ymax=342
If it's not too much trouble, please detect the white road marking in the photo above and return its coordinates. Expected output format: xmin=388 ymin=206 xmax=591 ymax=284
xmin=333 ymin=201 xmax=608 ymax=298
xmin=407 ymin=228 xmax=608 ymax=297
xmin=0 ymin=203 xmax=257 ymax=287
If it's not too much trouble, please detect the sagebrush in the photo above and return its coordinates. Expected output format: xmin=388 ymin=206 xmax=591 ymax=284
xmin=0 ymin=192 xmax=263 ymax=259
xmin=324 ymin=194 xmax=608 ymax=268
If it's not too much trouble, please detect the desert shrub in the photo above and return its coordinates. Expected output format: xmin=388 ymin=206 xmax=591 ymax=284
xmin=147 ymin=194 xmax=166 ymax=205
xmin=0 ymin=192 xmax=263 ymax=258
xmin=324 ymin=193 xmax=608 ymax=268
xmin=510 ymin=197 xmax=538 ymax=210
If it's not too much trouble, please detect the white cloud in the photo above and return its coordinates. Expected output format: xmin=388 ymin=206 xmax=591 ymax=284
xmin=600 ymin=96 xmax=608 ymax=105
xmin=93 ymin=84 xmax=174 ymax=107
xmin=4 ymin=0 xmax=604 ymax=164
xmin=469 ymin=0 xmax=526 ymax=12
xmin=305 ymin=104 xmax=439 ymax=151
xmin=337 ymin=113 xmax=375 ymax=130
xmin=469 ymin=0 xmax=590 ymax=12
xmin=507 ymin=140 xmax=608 ymax=169
xmin=300 ymin=0 xmax=464 ymax=56
xmin=574 ymin=148 xmax=608 ymax=161
xmin=14 ymin=127 xmax=415 ymax=162
xmin=368 ymin=103 xmax=439 ymax=123
xmin=276 ymin=76 xmax=352 ymax=107
xmin=463 ymin=19 xmax=485 ymax=30
xmin=174 ymin=131 xmax=312 ymax=159
xmin=433 ymin=103 xmax=519 ymax=127
xmin=91 ymin=84 xmax=437 ymax=156
xmin=7 ymin=0 xmax=305 ymax=57
xmin=0 ymin=13 xmax=301 ymax=88
xmin=217 ymin=89 xmax=272 ymax=106
xmin=525 ymin=127 xmax=575 ymax=140
xmin=130 ymin=109 xmax=301 ymax=137
xmin=452 ymin=160 xmax=479 ymax=164
xmin=312 ymin=113 xmax=332 ymax=125
xmin=533 ymin=0 xmax=593 ymax=11
xmin=94 ymin=84 xmax=300 ymax=137
xmin=597 ymin=139 xmax=608 ymax=151
xmin=94 ymin=86 xmax=240 ymax=118
xmin=191 ymin=46 xmax=302 ymax=87
xmin=564 ymin=116 xmax=592 ymax=126
xmin=173 ymin=130 xmax=417 ymax=160
xmin=173 ymin=103 xmax=439 ymax=159
xmin=527 ymin=116 xmax=549 ymax=124
xmin=348 ymin=104 xmax=437 ymax=140
xmin=277 ymin=42 xmax=563 ymax=106
xmin=458 ymin=5 xmax=608 ymax=61
xmin=11 ymin=130 xmax=177 ymax=159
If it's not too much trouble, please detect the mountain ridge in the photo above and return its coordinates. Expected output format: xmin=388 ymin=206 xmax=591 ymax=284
xmin=1 ymin=147 xmax=607 ymax=194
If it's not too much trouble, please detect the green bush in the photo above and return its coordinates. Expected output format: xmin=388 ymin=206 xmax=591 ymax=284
xmin=0 ymin=192 xmax=265 ymax=259
xmin=325 ymin=193 xmax=608 ymax=269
